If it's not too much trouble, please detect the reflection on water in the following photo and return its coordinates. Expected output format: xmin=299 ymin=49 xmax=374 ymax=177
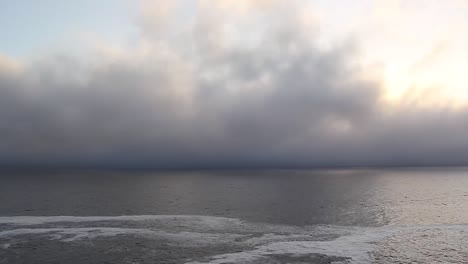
xmin=371 ymin=168 xmax=468 ymax=225
xmin=1 ymin=168 xmax=468 ymax=226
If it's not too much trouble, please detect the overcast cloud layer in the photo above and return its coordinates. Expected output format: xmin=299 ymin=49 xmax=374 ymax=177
xmin=0 ymin=1 xmax=467 ymax=168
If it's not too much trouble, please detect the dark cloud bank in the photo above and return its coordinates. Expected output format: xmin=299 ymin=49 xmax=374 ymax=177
xmin=1 ymin=4 xmax=467 ymax=169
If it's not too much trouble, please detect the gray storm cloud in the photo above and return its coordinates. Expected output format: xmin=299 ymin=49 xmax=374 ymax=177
xmin=0 ymin=1 xmax=467 ymax=168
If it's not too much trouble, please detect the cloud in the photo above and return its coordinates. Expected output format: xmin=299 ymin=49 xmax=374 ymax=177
xmin=0 ymin=1 xmax=467 ymax=168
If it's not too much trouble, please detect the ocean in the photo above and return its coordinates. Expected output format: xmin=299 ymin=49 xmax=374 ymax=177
xmin=1 ymin=168 xmax=468 ymax=263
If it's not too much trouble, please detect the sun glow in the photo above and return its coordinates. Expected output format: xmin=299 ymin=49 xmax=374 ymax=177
xmin=357 ymin=0 xmax=468 ymax=108
xmin=381 ymin=56 xmax=468 ymax=108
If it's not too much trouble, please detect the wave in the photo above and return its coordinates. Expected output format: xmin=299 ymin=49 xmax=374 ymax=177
xmin=1 ymin=215 xmax=468 ymax=263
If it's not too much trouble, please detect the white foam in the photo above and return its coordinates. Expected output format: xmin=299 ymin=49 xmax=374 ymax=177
xmin=0 ymin=227 xmax=152 ymax=241
xmin=0 ymin=227 xmax=245 ymax=244
xmin=0 ymin=215 xmax=243 ymax=227
xmin=1 ymin=215 xmax=468 ymax=263
xmin=187 ymin=227 xmax=395 ymax=264
xmin=187 ymin=224 xmax=468 ymax=264
xmin=1 ymin=243 xmax=10 ymax=249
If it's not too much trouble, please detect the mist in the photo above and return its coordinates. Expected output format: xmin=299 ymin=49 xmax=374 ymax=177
xmin=1 ymin=1 xmax=467 ymax=169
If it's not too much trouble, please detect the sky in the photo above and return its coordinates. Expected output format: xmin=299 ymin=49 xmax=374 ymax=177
xmin=0 ymin=0 xmax=468 ymax=168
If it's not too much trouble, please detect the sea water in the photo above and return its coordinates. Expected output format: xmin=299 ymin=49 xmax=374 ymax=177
xmin=1 ymin=168 xmax=468 ymax=263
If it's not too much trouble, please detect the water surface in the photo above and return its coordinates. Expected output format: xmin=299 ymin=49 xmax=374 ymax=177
xmin=1 ymin=168 xmax=468 ymax=263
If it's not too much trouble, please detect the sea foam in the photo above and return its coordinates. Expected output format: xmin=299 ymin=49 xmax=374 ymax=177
xmin=1 ymin=215 xmax=468 ymax=264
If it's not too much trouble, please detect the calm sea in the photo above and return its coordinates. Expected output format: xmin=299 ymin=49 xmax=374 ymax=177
xmin=1 ymin=168 xmax=468 ymax=263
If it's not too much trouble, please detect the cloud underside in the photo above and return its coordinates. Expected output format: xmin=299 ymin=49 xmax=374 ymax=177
xmin=0 ymin=1 xmax=467 ymax=168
